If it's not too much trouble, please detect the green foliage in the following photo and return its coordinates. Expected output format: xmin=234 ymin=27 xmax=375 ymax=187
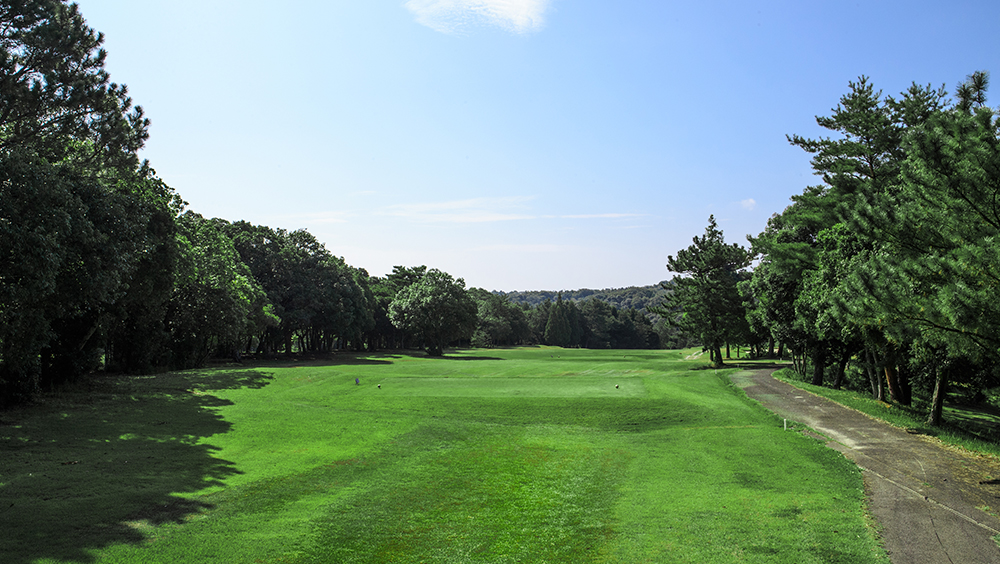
xmin=0 ymin=0 xmax=149 ymax=170
xmin=469 ymin=287 xmax=530 ymax=347
xmin=749 ymin=77 xmax=941 ymax=387
xmin=388 ymin=269 xmax=478 ymax=356
xmin=0 ymin=151 xmax=81 ymax=402
xmin=167 ymin=213 xmax=271 ymax=368
xmin=513 ymin=295 xmax=669 ymax=350
xmin=861 ymin=75 xmax=1000 ymax=357
xmin=506 ymin=285 xmax=680 ymax=348
xmin=0 ymin=150 xmax=180 ymax=403
xmin=0 ymin=0 xmax=184 ymax=403
xmin=543 ymin=294 xmax=573 ymax=347
xmin=100 ymin=172 xmax=182 ymax=375
xmin=753 ymin=71 xmax=1000 ymax=420
xmin=366 ymin=266 xmax=429 ymax=350
xmin=224 ymin=222 xmax=371 ymax=356
xmin=502 ymin=282 xmax=671 ymax=315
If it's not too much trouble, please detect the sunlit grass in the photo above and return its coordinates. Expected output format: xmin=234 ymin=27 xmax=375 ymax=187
xmin=2 ymin=348 xmax=888 ymax=563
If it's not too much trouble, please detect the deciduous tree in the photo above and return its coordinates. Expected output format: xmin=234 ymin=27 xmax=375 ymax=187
xmin=388 ymin=269 xmax=477 ymax=356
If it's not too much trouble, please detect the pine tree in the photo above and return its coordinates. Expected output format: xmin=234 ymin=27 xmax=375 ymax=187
xmin=0 ymin=0 xmax=149 ymax=169
xmin=655 ymin=216 xmax=751 ymax=368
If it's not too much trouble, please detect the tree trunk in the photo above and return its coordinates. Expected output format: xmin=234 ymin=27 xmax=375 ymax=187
xmin=767 ymin=336 xmax=775 ymax=358
xmin=898 ymin=365 xmax=913 ymax=406
xmin=776 ymin=341 xmax=784 ymax=359
xmin=927 ymin=365 xmax=947 ymax=426
xmin=725 ymin=342 xmax=731 ymax=359
xmin=884 ymin=364 xmax=903 ymax=404
xmin=810 ymin=346 xmax=826 ymax=386
xmin=831 ymin=349 xmax=850 ymax=390
xmin=713 ymin=343 xmax=724 ymax=368
xmin=864 ymin=347 xmax=881 ymax=400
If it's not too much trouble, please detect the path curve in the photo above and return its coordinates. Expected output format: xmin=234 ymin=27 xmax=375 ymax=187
xmin=732 ymin=368 xmax=1000 ymax=564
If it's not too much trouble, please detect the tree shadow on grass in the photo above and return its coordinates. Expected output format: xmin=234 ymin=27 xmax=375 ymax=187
xmin=180 ymin=368 xmax=277 ymax=390
xmin=356 ymin=350 xmax=505 ymax=362
xmin=330 ymin=356 xmax=394 ymax=366
xmin=690 ymin=362 xmax=788 ymax=371
xmin=943 ymin=403 xmax=1000 ymax=442
xmin=437 ymin=355 xmax=505 ymax=361
xmin=0 ymin=369 xmax=273 ymax=564
xmin=210 ymin=355 xmax=394 ymax=369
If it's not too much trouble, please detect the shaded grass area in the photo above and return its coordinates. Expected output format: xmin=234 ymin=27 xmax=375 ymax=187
xmin=0 ymin=369 xmax=273 ymax=563
xmin=773 ymin=368 xmax=1000 ymax=459
xmin=2 ymin=348 xmax=888 ymax=563
xmin=942 ymin=402 xmax=1000 ymax=444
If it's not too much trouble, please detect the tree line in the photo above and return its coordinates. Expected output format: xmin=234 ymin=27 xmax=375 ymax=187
xmin=502 ymin=284 xmax=697 ymax=349
xmin=0 ymin=0 xmax=676 ymax=407
xmin=662 ymin=72 xmax=1000 ymax=426
xmin=501 ymin=284 xmax=670 ymax=312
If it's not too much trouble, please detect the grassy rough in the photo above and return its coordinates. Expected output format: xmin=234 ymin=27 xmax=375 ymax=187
xmin=1 ymin=349 xmax=888 ymax=563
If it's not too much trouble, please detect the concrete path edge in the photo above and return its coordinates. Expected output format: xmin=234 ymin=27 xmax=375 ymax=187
xmin=732 ymin=368 xmax=1000 ymax=564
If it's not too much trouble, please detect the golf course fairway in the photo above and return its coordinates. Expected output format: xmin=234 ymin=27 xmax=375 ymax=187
xmin=1 ymin=347 xmax=888 ymax=563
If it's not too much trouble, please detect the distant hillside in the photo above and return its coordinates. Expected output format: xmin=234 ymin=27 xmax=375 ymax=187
xmin=499 ymin=282 xmax=672 ymax=314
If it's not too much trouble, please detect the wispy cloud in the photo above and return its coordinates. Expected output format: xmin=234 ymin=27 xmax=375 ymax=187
xmin=560 ymin=213 xmax=646 ymax=219
xmin=382 ymin=197 xmax=646 ymax=225
xmin=476 ymin=243 xmax=570 ymax=253
xmin=280 ymin=211 xmax=351 ymax=224
xmin=384 ymin=197 xmax=536 ymax=223
xmin=404 ymin=0 xmax=551 ymax=35
xmin=740 ymin=198 xmax=757 ymax=211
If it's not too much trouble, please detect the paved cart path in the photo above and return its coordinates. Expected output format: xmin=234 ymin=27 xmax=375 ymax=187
xmin=733 ymin=368 xmax=1000 ymax=564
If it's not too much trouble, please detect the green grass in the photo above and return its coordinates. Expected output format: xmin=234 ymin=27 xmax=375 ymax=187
xmin=773 ymin=368 xmax=1000 ymax=460
xmin=1 ymin=348 xmax=888 ymax=563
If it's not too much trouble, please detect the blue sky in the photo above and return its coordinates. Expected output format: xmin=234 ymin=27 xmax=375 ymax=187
xmin=77 ymin=0 xmax=1000 ymax=291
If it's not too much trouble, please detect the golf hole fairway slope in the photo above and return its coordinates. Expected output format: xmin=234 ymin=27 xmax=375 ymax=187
xmin=1 ymin=348 xmax=888 ymax=564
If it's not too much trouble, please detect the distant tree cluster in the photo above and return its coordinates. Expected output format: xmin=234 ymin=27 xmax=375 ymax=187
xmin=519 ymin=294 xmax=671 ymax=350
xmin=504 ymin=284 xmax=697 ymax=350
xmin=502 ymin=284 xmax=670 ymax=313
